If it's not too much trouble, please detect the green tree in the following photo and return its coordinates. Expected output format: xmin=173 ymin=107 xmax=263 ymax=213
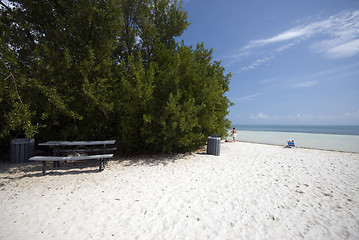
xmin=1 ymin=0 xmax=232 ymax=155
xmin=141 ymin=42 xmax=232 ymax=152
xmin=1 ymin=0 xmax=121 ymax=143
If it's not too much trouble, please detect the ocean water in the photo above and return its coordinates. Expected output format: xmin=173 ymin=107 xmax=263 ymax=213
xmin=233 ymin=124 xmax=359 ymax=136
xmin=229 ymin=125 xmax=359 ymax=153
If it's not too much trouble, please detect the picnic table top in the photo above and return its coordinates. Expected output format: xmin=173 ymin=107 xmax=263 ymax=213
xmin=39 ymin=140 xmax=116 ymax=146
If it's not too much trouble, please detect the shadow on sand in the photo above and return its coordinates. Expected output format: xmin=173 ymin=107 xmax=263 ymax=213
xmin=0 ymin=160 xmax=101 ymax=182
xmin=0 ymin=146 xmax=208 ymax=183
xmin=113 ymin=153 xmax=192 ymax=168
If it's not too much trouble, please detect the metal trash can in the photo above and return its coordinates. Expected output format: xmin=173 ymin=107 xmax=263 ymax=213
xmin=10 ymin=138 xmax=35 ymax=163
xmin=207 ymin=136 xmax=220 ymax=156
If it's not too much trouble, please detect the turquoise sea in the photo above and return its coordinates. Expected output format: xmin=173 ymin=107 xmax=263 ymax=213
xmin=230 ymin=125 xmax=359 ymax=153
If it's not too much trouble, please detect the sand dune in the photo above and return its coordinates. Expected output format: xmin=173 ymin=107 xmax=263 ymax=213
xmin=1 ymin=142 xmax=358 ymax=239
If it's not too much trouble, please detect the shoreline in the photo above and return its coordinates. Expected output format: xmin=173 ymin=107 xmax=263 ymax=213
xmin=1 ymin=142 xmax=359 ymax=239
xmin=234 ymin=140 xmax=359 ymax=154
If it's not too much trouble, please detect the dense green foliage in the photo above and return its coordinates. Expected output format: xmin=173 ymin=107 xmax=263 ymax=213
xmin=0 ymin=0 xmax=232 ymax=154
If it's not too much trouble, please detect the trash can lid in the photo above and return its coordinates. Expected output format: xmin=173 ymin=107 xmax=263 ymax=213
xmin=11 ymin=138 xmax=34 ymax=144
xmin=208 ymin=136 xmax=221 ymax=140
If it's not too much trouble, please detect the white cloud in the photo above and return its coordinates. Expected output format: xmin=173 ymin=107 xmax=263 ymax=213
xmin=234 ymin=93 xmax=263 ymax=102
xmin=272 ymin=111 xmax=359 ymax=122
xmin=321 ymin=39 xmax=359 ymax=58
xmin=236 ymin=10 xmax=359 ymax=62
xmin=294 ymin=80 xmax=317 ymax=88
xmin=285 ymin=62 xmax=359 ymax=87
xmin=223 ymin=51 xmax=251 ymax=66
xmin=245 ymin=27 xmax=313 ymax=49
xmin=245 ymin=110 xmax=359 ymax=124
xmin=239 ymin=56 xmax=274 ymax=72
xmin=287 ymin=113 xmax=315 ymax=120
xmin=250 ymin=112 xmax=268 ymax=119
xmin=259 ymin=78 xmax=276 ymax=84
xmin=308 ymin=10 xmax=359 ymax=58
xmin=275 ymin=40 xmax=300 ymax=52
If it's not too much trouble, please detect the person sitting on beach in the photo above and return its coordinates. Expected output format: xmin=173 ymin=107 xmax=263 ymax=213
xmin=231 ymin=127 xmax=237 ymax=142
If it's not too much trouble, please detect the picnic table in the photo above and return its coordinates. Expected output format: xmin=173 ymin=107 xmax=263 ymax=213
xmin=30 ymin=140 xmax=116 ymax=175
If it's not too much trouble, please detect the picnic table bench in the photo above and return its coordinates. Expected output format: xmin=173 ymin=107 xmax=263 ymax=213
xmin=29 ymin=140 xmax=116 ymax=175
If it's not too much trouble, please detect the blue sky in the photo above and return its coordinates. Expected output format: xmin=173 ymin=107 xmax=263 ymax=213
xmin=180 ymin=0 xmax=359 ymax=125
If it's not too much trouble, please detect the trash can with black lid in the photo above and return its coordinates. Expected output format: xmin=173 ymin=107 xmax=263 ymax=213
xmin=207 ymin=136 xmax=220 ymax=156
xmin=10 ymin=138 xmax=35 ymax=163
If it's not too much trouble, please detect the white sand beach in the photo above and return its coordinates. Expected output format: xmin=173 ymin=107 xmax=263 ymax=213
xmin=1 ymin=142 xmax=359 ymax=240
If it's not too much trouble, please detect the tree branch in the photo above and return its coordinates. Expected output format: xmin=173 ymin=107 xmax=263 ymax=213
xmin=1 ymin=59 xmax=25 ymax=108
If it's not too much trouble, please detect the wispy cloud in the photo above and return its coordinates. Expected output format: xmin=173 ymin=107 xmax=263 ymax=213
xmin=294 ymin=80 xmax=317 ymax=88
xmin=250 ymin=112 xmax=268 ymax=119
xmin=244 ymin=27 xmax=312 ymax=49
xmin=303 ymin=62 xmax=359 ymax=79
xmin=259 ymin=78 xmax=276 ymax=84
xmin=239 ymin=56 xmax=274 ymax=72
xmin=244 ymin=10 xmax=359 ymax=59
xmin=313 ymin=39 xmax=359 ymax=58
xmin=249 ymin=110 xmax=359 ymax=122
xmin=232 ymin=93 xmax=263 ymax=102
xmin=275 ymin=40 xmax=301 ymax=53
xmin=287 ymin=113 xmax=316 ymax=121
xmin=228 ymin=10 xmax=359 ymax=68
xmin=286 ymin=62 xmax=359 ymax=87
xmin=287 ymin=111 xmax=359 ymax=121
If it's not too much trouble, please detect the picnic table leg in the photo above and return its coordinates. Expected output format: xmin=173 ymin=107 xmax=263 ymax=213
xmin=99 ymin=159 xmax=103 ymax=172
xmin=42 ymin=161 xmax=47 ymax=176
xmin=53 ymin=146 xmax=60 ymax=168
xmin=102 ymin=144 xmax=110 ymax=170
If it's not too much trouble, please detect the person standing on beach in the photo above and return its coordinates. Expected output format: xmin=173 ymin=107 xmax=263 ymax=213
xmin=231 ymin=127 xmax=237 ymax=142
